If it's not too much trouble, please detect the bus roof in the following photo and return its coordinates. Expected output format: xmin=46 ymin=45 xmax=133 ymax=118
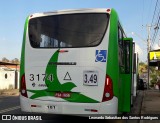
xmin=29 ymin=8 xmax=112 ymax=18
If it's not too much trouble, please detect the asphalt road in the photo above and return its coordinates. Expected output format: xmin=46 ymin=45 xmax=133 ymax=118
xmin=0 ymin=95 xmax=20 ymax=114
xmin=0 ymin=95 xmax=124 ymax=123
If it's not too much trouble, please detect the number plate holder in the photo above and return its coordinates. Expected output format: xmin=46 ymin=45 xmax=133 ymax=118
xmin=83 ymin=71 xmax=98 ymax=86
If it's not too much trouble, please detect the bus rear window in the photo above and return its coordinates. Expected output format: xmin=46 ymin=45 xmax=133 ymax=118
xmin=29 ymin=13 xmax=109 ymax=48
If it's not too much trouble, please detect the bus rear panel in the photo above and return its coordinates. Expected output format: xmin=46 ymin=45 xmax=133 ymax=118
xmin=20 ymin=8 xmax=119 ymax=115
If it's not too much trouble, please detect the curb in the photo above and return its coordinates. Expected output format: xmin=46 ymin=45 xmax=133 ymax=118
xmin=140 ymin=90 xmax=145 ymax=114
xmin=1 ymin=92 xmax=19 ymax=96
xmin=0 ymin=89 xmax=19 ymax=96
xmin=139 ymin=90 xmax=145 ymax=123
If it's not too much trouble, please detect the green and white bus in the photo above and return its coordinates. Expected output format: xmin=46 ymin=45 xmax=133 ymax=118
xmin=20 ymin=8 xmax=136 ymax=114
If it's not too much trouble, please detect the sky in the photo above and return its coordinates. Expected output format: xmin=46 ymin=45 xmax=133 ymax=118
xmin=0 ymin=0 xmax=159 ymax=62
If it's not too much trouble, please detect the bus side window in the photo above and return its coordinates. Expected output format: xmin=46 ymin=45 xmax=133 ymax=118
xmin=29 ymin=25 xmax=41 ymax=47
xmin=118 ymin=26 xmax=125 ymax=73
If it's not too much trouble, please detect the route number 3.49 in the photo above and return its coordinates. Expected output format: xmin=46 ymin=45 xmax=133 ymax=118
xmin=29 ymin=74 xmax=54 ymax=82
xmin=83 ymin=71 xmax=98 ymax=86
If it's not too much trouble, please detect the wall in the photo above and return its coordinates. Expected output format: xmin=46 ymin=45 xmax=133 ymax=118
xmin=0 ymin=70 xmax=19 ymax=90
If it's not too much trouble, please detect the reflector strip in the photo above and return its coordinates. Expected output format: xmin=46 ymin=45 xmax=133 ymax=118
xmin=31 ymin=105 xmax=37 ymax=107
xmin=58 ymin=50 xmax=68 ymax=53
xmin=91 ymin=109 xmax=98 ymax=112
xmin=31 ymin=105 xmax=41 ymax=108
xmin=85 ymin=109 xmax=98 ymax=112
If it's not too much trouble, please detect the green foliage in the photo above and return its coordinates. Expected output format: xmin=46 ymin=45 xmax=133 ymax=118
xmin=150 ymin=74 xmax=157 ymax=86
xmin=138 ymin=62 xmax=160 ymax=87
xmin=138 ymin=62 xmax=147 ymax=76
xmin=139 ymin=62 xmax=146 ymax=66
xmin=150 ymin=66 xmax=160 ymax=86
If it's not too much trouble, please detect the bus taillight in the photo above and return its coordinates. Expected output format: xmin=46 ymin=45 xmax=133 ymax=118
xmin=102 ymin=75 xmax=113 ymax=102
xmin=106 ymin=9 xmax=111 ymax=12
xmin=20 ymin=74 xmax=28 ymax=98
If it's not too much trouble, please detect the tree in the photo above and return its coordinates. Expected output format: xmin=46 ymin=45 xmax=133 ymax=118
xmin=150 ymin=66 xmax=160 ymax=87
xmin=139 ymin=62 xmax=146 ymax=66
xmin=1 ymin=57 xmax=9 ymax=62
xmin=11 ymin=58 xmax=20 ymax=64
xmin=138 ymin=62 xmax=147 ymax=76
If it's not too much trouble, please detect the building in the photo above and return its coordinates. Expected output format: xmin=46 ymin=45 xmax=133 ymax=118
xmin=0 ymin=62 xmax=19 ymax=90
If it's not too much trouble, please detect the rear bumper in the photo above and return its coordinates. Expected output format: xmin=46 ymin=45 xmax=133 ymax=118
xmin=20 ymin=95 xmax=118 ymax=115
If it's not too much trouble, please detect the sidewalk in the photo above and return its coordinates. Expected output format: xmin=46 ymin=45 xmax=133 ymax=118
xmin=140 ymin=89 xmax=160 ymax=123
xmin=0 ymin=89 xmax=19 ymax=96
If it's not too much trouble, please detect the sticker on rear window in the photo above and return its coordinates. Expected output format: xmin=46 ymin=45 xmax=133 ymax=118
xmin=95 ymin=50 xmax=107 ymax=62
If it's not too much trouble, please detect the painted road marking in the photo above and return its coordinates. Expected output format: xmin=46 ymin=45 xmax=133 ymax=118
xmin=0 ymin=106 xmax=20 ymax=113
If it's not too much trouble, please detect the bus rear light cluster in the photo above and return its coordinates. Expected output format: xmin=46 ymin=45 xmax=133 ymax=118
xmin=20 ymin=74 xmax=28 ymax=98
xmin=102 ymin=75 xmax=113 ymax=102
xmin=106 ymin=9 xmax=111 ymax=12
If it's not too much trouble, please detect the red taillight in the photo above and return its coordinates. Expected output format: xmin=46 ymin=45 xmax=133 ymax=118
xmin=102 ymin=75 xmax=113 ymax=102
xmin=106 ymin=9 xmax=111 ymax=12
xmin=20 ymin=74 xmax=28 ymax=98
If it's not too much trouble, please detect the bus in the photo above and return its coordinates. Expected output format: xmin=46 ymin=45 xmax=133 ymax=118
xmin=131 ymin=52 xmax=139 ymax=105
xmin=20 ymin=8 xmax=136 ymax=114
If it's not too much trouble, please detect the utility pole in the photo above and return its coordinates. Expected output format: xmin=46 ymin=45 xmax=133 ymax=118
xmin=147 ymin=25 xmax=151 ymax=53
xmin=132 ymin=24 xmax=153 ymax=89
xmin=146 ymin=24 xmax=151 ymax=89
xmin=131 ymin=30 xmax=149 ymax=88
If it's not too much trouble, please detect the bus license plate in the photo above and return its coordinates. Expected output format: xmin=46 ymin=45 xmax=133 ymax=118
xmin=83 ymin=71 xmax=98 ymax=86
xmin=55 ymin=92 xmax=71 ymax=98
